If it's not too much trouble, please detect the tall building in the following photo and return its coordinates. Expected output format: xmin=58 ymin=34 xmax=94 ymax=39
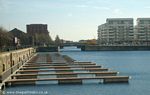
xmin=27 ymin=24 xmax=49 ymax=35
xmin=135 ymin=18 xmax=150 ymax=45
xmin=97 ymin=24 xmax=108 ymax=44
xmin=26 ymin=24 xmax=52 ymax=46
xmin=98 ymin=18 xmax=134 ymax=45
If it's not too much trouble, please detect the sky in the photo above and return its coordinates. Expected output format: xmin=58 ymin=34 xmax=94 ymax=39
xmin=0 ymin=0 xmax=150 ymax=41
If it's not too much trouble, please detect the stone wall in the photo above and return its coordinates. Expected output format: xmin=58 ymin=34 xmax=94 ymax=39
xmin=0 ymin=48 xmax=36 ymax=82
xmin=81 ymin=45 xmax=150 ymax=51
xmin=36 ymin=46 xmax=58 ymax=52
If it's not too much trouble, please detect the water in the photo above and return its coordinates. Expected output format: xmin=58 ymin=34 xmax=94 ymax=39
xmin=4 ymin=46 xmax=150 ymax=95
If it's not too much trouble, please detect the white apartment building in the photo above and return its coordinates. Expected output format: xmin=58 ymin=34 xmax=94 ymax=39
xmin=98 ymin=18 xmax=134 ymax=45
xmin=97 ymin=24 xmax=108 ymax=44
xmin=135 ymin=18 xmax=150 ymax=44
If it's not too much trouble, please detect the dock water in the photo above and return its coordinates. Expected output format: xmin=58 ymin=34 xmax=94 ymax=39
xmin=5 ymin=52 xmax=130 ymax=86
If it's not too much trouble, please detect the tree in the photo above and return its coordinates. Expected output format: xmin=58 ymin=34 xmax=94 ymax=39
xmin=55 ymin=35 xmax=62 ymax=46
xmin=47 ymin=34 xmax=54 ymax=45
xmin=34 ymin=33 xmax=54 ymax=46
xmin=0 ymin=27 xmax=13 ymax=50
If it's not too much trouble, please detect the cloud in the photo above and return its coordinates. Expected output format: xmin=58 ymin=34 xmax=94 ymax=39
xmin=86 ymin=1 xmax=93 ymax=4
xmin=113 ymin=9 xmax=123 ymax=14
xmin=76 ymin=5 xmax=88 ymax=8
xmin=144 ymin=6 xmax=150 ymax=9
xmin=0 ymin=0 xmax=12 ymax=11
xmin=0 ymin=0 xmax=6 ymax=9
xmin=75 ymin=4 xmax=110 ymax=11
xmin=93 ymin=6 xmax=110 ymax=10
xmin=86 ymin=0 xmax=111 ymax=4
xmin=67 ymin=13 xmax=73 ymax=17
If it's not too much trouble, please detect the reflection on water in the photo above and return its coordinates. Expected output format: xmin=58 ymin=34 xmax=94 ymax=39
xmin=60 ymin=46 xmax=81 ymax=52
xmin=4 ymin=46 xmax=150 ymax=95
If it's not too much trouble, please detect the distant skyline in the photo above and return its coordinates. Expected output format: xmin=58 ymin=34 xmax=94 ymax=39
xmin=1 ymin=0 xmax=150 ymax=41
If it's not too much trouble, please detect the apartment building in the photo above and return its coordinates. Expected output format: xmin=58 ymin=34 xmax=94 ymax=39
xmin=98 ymin=18 xmax=134 ymax=45
xmin=97 ymin=24 xmax=108 ymax=44
xmin=135 ymin=18 xmax=150 ymax=44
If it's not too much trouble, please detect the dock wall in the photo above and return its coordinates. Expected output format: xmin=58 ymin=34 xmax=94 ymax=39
xmin=81 ymin=45 xmax=150 ymax=51
xmin=36 ymin=46 xmax=58 ymax=52
xmin=0 ymin=48 xmax=36 ymax=82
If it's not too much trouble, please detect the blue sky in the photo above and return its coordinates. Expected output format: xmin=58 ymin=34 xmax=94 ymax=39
xmin=0 ymin=0 xmax=150 ymax=41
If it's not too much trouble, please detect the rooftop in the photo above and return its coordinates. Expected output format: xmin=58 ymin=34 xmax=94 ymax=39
xmin=106 ymin=18 xmax=133 ymax=21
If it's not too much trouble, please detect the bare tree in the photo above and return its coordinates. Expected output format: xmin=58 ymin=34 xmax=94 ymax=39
xmin=55 ymin=35 xmax=62 ymax=46
xmin=0 ymin=27 xmax=13 ymax=51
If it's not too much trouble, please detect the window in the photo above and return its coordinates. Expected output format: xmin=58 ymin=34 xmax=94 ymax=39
xmin=109 ymin=21 xmax=113 ymax=24
xmin=120 ymin=21 xmax=124 ymax=24
xmin=129 ymin=21 xmax=133 ymax=24
xmin=19 ymin=57 xmax=21 ymax=62
xmin=12 ymin=61 xmax=14 ymax=66
xmin=3 ymin=64 xmax=5 ymax=72
xmin=140 ymin=21 xmax=144 ymax=24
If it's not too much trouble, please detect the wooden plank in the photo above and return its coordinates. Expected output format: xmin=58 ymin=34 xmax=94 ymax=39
xmin=22 ymin=65 xmax=101 ymax=68
xmin=25 ymin=64 xmax=68 ymax=66
xmin=74 ymin=61 xmax=92 ymax=63
xmin=12 ymin=71 xmax=118 ymax=77
xmin=17 ymin=68 xmax=108 ymax=73
xmin=27 ymin=62 xmax=93 ymax=64
xmin=24 ymin=64 xmax=96 ymax=67
xmin=6 ymin=76 xmax=129 ymax=83
xmin=25 ymin=63 xmax=96 ymax=65
xmin=46 ymin=54 xmax=52 ymax=62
